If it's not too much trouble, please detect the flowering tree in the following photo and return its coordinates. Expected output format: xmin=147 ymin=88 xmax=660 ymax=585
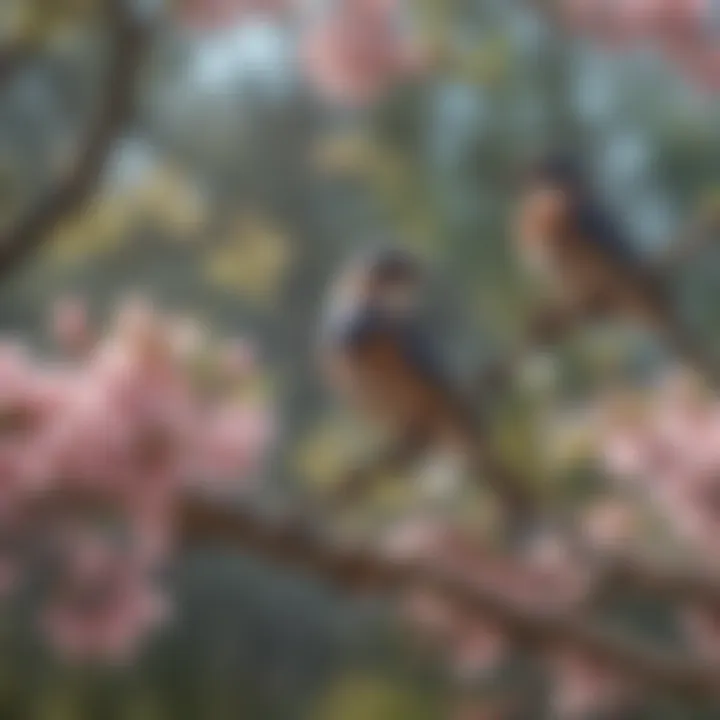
xmin=4 ymin=0 xmax=720 ymax=718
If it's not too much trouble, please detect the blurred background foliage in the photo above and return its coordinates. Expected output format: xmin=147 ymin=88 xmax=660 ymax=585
xmin=1 ymin=0 xmax=720 ymax=717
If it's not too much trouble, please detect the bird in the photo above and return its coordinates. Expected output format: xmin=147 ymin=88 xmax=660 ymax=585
xmin=318 ymin=246 xmax=536 ymax=531
xmin=513 ymin=152 xmax=718 ymax=382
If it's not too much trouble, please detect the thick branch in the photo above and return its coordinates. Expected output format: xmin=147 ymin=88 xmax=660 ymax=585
xmin=335 ymin=454 xmax=720 ymax=609
xmin=586 ymin=551 xmax=720 ymax=608
xmin=0 ymin=0 xmax=147 ymax=281
xmin=179 ymin=495 xmax=720 ymax=702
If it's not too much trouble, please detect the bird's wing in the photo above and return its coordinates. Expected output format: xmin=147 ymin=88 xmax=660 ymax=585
xmin=574 ymin=199 xmax=645 ymax=273
xmin=395 ymin=320 xmax=453 ymax=391
xmin=329 ymin=310 xmax=451 ymax=385
xmin=328 ymin=308 xmax=387 ymax=352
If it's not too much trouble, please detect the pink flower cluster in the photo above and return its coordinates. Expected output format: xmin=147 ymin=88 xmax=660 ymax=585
xmin=300 ymin=0 xmax=427 ymax=106
xmin=383 ymin=520 xmax=634 ymax=718
xmin=175 ymin=0 xmax=290 ymax=30
xmin=599 ymin=371 xmax=720 ymax=555
xmin=598 ymin=371 xmax=720 ymax=664
xmin=378 ymin=368 xmax=720 ymax=714
xmin=560 ymin=0 xmax=720 ymax=90
xmin=176 ymin=0 xmax=426 ymax=105
xmin=0 ymin=297 xmax=271 ymax=662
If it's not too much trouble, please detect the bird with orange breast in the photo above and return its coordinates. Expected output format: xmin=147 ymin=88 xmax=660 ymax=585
xmin=513 ymin=153 xmax=718 ymax=382
xmin=318 ymin=246 xmax=535 ymax=530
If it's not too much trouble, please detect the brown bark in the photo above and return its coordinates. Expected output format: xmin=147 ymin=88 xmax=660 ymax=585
xmin=0 ymin=0 xmax=147 ymax=280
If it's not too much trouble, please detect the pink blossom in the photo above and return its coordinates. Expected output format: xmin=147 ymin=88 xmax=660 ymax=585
xmin=682 ymin=603 xmax=720 ymax=663
xmin=176 ymin=0 xmax=290 ymax=30
xmin=401 ymin=588 xmax=509 ymax=677
xmin=42 ymin=539 xmax=170 ymax=663
xmin=301 ymin=0 xmax=426 ymax=105
xmin=50 ymin=297 xmax=92 ymax=356
xmin=450 ymin=622 xmax=509 ymax=679
xmin=560 ymin=0 xmax=720 ymax=92
xmin=548 ymin=647 xmax=634 ymax=719
xmin=193 ymin=403 xmax=273 ymax=482
xmin=384 ymin=521 xmax=594 ymax=677
xmin=401 ymin=589 xmax=458 ymax=640
xmin=581 ymin=500 xmax=639 ymax=550
xmin=0 ymin=295 xmax=270 ymax=660
xmin=217 ymin=339 xmax=257 ymax=379
xmin=597 ymin=372 xmax=720 ymax=557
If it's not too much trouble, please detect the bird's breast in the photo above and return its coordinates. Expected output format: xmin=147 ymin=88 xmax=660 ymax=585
xmin=333 ymin=340 xmax=448 ymax=433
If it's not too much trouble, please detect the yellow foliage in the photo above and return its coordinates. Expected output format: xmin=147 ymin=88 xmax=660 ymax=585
xmin=32 ymin=678 xmax=83 ymax=720
xmin=205 ymin=215 xmax=291 ymax=304
xmin=313 ymin=132 xmax=409 ymax=192
xmin=541 ymin=410 xmax=597 ymax=472
xmin=131 ymin=165 xmax=208 ymax=239
xmin=294 ymin=417 xmax=419 ymax=512
xmin=313 ymin=131 xmax=440 ymax=250
xmin=1 ymin=0 xmax=100 ymax=46
xmin=48 ymin=194 xmax=129 ymax=265
xmin=456 ymin=37 xmax=512 ymax=86
xmin=312 ymin=132 xmax=382 ymax=179
xmin=494 ymin=413 xmax=540 ymax=481
xmin=294 ymin=417 xmax=358 ymax=489
xmin=233 ymin=373 xmax=275 ymax=406
xmin=121 ymin=694 xmax=163 ymax=720
xmin=396 ymin=209 xmax=440 ymax=254
xmin=577 ymin=324 xmax=639 ymax=376
xmin=313 ymin=674 xmax=438 ymax=720
xmin=46 ymin=161 xmax=208 ymax=266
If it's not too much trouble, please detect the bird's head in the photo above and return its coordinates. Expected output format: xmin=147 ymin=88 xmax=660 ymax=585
xmin=514 ymin=152 xmax=585 ymax=246
xmin=328 ymin=246 xmax=425 ymax=318
xmin=523 ymin=151 xmax=586 ymax=195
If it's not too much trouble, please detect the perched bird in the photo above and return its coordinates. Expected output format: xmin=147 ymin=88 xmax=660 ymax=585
xmin=318 ymin=247 xmax=535 ymax=529
xmin=514 ymin=153 xmax=717 ymax=380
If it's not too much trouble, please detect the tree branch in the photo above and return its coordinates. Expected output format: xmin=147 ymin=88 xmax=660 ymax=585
xmin=323 ymin=445 xmax=720 ymax=609
xmin=585 ymin=550 xmax=720 ymax=608
xmin=0 ymin=0 xmax=147 ymax=281
xmin=179 ymin=495 xmax=720 ymax=702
